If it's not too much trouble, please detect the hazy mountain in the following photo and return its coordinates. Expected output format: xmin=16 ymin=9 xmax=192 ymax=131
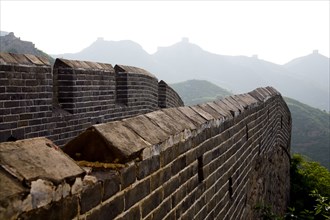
xmin=53 ymin=38 xmax=329 ymax=111
xmin=172 ymin=79 xmax=330 ymax=169
xmin=170 ymin=79 xmax=232 ymax=105
xmin=284 ymin=50 xmax=329 ymax=93
xmin=53 ymin=38 xmax=157 ymax=72
xmin=285 ymin=97 xmax=330 ymax=169
xmin=0 ymin=32 xmax=54 ymax=63
xmin=153 ymin=39 xmax=329 ymax=111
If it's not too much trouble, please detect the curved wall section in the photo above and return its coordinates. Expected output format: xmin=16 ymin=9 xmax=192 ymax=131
xmin=158 ymin=80 xmax=184 ymax=108
xmin=0 ymin=86 xmax=291 ymax=220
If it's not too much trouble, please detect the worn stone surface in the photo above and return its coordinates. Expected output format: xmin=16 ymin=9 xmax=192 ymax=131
xmin=0 ymin=170 xmax=27 ymax=202
xmin=80 ymin=182 xmax=102 ymax=214
xmin=145 ymin=110 xmax=185 ymax=134
xmin=137 ymin=155 xmax=160 ymax=180
xmin=94 ymin=121 xmax=151 ymax=159
xmin=190 ymin=105 xmax=214 ymax=121
xmin=0 ymin=138 xmax=85 ymax=184
xmin=178 ymin=106 xmax=207 ymax=125
xmin=161 ymin=108 xmax=197 ymax=130
xmin=123 ymin=115 xmax=169 ymax=145
xmin=18 ymin=195 xmax=78 ymax=220
xmin=125 ymin=179 xmax=150 ymax=210
xmin=198 ymin=103 xmax=224 ymax=119
xmin=120 ymin=164 xmax=136 ymax=189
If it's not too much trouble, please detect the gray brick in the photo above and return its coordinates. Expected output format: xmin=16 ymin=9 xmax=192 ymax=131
xmin=80 ymin=182 xmax=102 ymax=214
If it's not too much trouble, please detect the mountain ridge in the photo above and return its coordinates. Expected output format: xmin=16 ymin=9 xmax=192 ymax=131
xmin=53 ymin=38 xmax=329 ymax=111
xmin=0 ymin=32 xmax=54 ymax=63
xmin=2 ymin=33 xmax=328 ymax=111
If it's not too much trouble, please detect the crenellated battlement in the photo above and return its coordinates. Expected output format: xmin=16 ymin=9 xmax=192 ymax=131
xmin=0 ymin=52 xmax=184 ymax=146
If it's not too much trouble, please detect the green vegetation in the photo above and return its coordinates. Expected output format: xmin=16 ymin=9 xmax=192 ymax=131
xmin=285 ymin=97 xmax=330 ymax=169
xmin=290 ymin=154 xmax=330 ymax=218
xmin=170 ymin=79 xmax=232 ymax=106
xmin=37 ymin=48 xmax=55 ymax=64
xmin=255 ymin=154 xmax=330 ymax=220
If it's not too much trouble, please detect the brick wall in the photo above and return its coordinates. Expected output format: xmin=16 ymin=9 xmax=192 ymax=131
xmin=158 ymin=80 xmax=184 ymax=108
xmin=0 ymin=53 xmax=53 ymax=141
xmin=0 ymin=53 xmax=184 ymax=146
xmin=4 ymin=87 xmax=291 ymax=220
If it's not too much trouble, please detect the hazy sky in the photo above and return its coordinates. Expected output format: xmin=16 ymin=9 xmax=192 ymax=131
xmin=1 ymin=1 xmax=329 ymax=64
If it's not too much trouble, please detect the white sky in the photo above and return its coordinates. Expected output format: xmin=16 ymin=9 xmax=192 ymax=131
xmin=0 ymin=1 xmax=329 ymax=64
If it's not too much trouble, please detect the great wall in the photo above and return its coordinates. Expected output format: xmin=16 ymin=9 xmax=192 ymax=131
xmin=0 ymin=52 xmax=292 ymax=219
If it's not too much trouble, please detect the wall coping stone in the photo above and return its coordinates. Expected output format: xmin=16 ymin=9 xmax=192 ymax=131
xmin=62 ymin=86 xmax=289 ymax=164
xmin=54 ymin=58 xmax=114 ymax=71
xmin=0 ymin=137 xmax=85 ymax=185
xmin=115 ymin=64 xmax=157 ymax=79
xmin=0 ymin=52 xmax=50 ymax=66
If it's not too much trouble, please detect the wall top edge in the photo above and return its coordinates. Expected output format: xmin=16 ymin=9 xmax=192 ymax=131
xmin=0 ymin=52 xmax=50 ymax=67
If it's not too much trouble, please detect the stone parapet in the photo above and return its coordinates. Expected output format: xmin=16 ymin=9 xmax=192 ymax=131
xmin=0 ymin=87 xmax=291 ymax=220
xmin=0 ymin=52 xmax=183 ymax=146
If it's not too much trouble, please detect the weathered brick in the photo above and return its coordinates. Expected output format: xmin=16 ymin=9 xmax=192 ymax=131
xmin=80 ymin=182 xmax=102 ymax=214
xmin=152 ymin=198 xmax=172 ymax=220
xmin=118 ymin=204 xmax=140 ymax=220
xmin=18 ymin=195 xmax=78 ymax=220
xmin=160 ymin=144 xmax=179 ymax=167
xmin=120 ymin=165 xmax=136 ymax=189
xmin=103 ymin=175 xmax=120 ymax=201
xmin=164 ymin=176 xmax=180 ymax=197
xmin=125 ymin=178 xmax=150 ymax=210
xmin=172 ymin=185 xmax=186 ymax=207
xmin=86 ymin=194 xmax=124 ymax=220
xmin=141 ymin=189 xmax=162 ymax=217
xmin=137 ymin=155 xmax=160 ymax=180
xmin=171 ymin=155 xmax=186 ymax=175
xmin=150 ymin=166 xmax=171 ymax=191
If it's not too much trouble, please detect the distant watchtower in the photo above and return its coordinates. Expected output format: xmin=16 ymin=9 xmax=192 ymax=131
xmin=313 ymin=50 xmax=318 ymax=54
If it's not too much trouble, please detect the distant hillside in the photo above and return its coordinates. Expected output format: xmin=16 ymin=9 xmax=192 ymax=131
xmin=284 ymin=50 xmax=329 ymax=93
xmin=153 ymin=39 xmax=329 ymax=111
xmin=170 ymin=80 xmax=232 ymax=105
xmin=0 ymin=32 xmax=54 ymax=63
xmin=172 ymin=80 xmax=330 ymax=169
xmin=53 ymin=38 xmax=156 ymax=72
xmin=53 ymin=38 xmax=329 ymax=111
xmin=285 ymin=97 xmax=330 ymax=169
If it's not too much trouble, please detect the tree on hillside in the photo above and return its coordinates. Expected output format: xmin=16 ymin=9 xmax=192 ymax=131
xmin=289 ymin=154 xmax=330 ymax=219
